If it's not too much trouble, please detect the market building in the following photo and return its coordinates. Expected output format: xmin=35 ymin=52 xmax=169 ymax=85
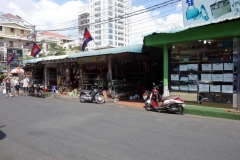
xmin=23 ymin=44 xmax=164 ymax=99
xmin=144 ymin=19 xmax=240 ymax=109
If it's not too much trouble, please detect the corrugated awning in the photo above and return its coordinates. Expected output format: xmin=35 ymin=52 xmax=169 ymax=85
xmin=23 ymin=57 xmax=47 ymax=64
xmin=143 ymin=15 xmax=240 ymax=37
xmin=68 ymin=44 xmax=143 ymax=58
xmin=45 ymin=55 xmax=69 ymax=60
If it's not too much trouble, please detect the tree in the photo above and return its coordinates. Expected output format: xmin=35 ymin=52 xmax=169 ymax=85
xmin=48 ymin=43 xmax=67 ymax=55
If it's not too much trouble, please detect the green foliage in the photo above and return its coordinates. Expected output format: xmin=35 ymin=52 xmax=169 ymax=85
xmin=48 ymin=43 xmax=67 ymax=55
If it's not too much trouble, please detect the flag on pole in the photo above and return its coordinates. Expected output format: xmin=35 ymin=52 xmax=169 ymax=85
xmin=7 ymin=53 xmax=14 ymax=65
xmin=31 ymin=42 xmax=41 ymax=57
xmin=82 ymin=28 xmax=93 ymax=52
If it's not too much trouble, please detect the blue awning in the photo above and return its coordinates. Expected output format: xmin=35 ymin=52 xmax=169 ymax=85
xmin=68 ymin=44 xmax=143 ymax=58
xmin=0 ymin=69 xmax=7 ymax=73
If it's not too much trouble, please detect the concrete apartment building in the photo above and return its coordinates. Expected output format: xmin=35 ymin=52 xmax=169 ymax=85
xmin=0 ymin=13 xmax=32 ymax=70
xmin=78 ymin=0 xmax=131 ymax=50
xmin=38 ymin=31 xmax=75 ymax=55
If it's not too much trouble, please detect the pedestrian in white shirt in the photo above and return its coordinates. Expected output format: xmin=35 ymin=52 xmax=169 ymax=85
xmin=14 ymin=77 xmax=20 ymax=96
xmin=22 ymin=75 xmax=29 ymax=96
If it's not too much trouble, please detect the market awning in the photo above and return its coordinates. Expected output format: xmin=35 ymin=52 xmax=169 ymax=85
xmin=0 ymin=69 xmax=7 ymax=73
xmin=144 ymin=19 xmax=240 ymax=47
xmin=45 ymin=55 xmax=69 ymax=61
xmin=23 ymin=57 xmax=47 ymax=64
xmin=68 ymin=44 xmax=143 ymax=58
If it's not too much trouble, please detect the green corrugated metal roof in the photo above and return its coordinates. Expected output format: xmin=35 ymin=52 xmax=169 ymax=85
xmin=23 ymin=57 xmax=47 ymax=64
xmin=68 ymin=44 xmax=143 ymax=58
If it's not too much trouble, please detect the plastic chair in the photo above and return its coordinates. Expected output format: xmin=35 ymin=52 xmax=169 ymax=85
xmin=51 ymin=86 xmax=57 ymax=93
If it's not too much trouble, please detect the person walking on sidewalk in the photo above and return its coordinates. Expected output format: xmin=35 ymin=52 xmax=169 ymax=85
xmin=21 ymin=75 xmax=29 ymax=96
xmin=14 ymin=77 xmax=20 ymax=96
xmin=4 ymin=77 xmax=13 ymax=97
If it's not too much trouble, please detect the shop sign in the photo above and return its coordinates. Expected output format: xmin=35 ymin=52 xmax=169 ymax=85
xmin=7 ymin=49 xmax=23 ymax=68
xmin=78 ymin=56 xmax=106 ymax=63
xmin=182 ymin=0 xmax=239 ymax=27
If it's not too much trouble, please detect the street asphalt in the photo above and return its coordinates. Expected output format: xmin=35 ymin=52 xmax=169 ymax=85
xmin=0 ymin=88 xmax=240 ymax=160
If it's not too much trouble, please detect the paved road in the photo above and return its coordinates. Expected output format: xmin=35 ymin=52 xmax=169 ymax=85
xmin=0 ymin=90 xmax=240 ymax=160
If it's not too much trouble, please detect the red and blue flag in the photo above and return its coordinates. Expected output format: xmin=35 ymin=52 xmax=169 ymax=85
xmin=82 ymin=28 xmax=93 ymax=52
xmin=7 ymin=53 xmax=14 ymax=65
xmin=31 ymin=42 xmax=41 ymax=57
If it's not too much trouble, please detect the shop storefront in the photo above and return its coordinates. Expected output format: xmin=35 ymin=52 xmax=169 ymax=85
xmin=42 ymin=56 xmax=77 ymax=92
xmin=144 ymin=20 xmax=240 ymax=108
xmin=68 ymin=44 xmax=153 ymax=99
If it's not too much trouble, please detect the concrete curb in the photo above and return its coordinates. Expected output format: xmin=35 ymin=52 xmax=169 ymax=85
xmin=48 ymin=93 xmax=115 ymax=103
xmin=9 ymin=91 xmax=240 ymax=121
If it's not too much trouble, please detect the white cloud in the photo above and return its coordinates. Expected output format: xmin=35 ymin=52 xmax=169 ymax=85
xmin=130 ymin=3 xmax=183 ymax=44
xmin=0 ymin=0 xmax=84 ymax=32
xmin=0 ymin=0 xmax=184 ymax=45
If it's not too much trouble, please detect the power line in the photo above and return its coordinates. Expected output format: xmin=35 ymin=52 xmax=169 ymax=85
xmin=36 ymin=0 xmax=162 ymax=28
xmin=37 ymin=0 xmax=180 ymax=32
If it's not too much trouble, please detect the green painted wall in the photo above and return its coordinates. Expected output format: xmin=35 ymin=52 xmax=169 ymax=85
xmin=144 ymin=20 xmax=240 ymax=47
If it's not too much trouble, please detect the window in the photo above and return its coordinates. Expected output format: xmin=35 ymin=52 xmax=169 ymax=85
xmin=109 ymin=35 xmax=113 ymax=39
xmin=21 ymin=30 xmax=24 ymax=34
xmin=95 ymin=24 xmax=101 ymax=28
xmin=108 ymin=11 xmax=112 ymax=16
xmin=109 ymin=41 xmax=113 ymax=45
xmin=10 ymin=28 xmax=14 ymax=33
xmin=109 ymin=29 xmax=113 ymax=33
xmin=95 ymin=36 xmax=101 ymax=40
xmin=0 ymin=26 xmax=2 ymax=31
xmin=95 ymin=30 xmax=101 ymax=34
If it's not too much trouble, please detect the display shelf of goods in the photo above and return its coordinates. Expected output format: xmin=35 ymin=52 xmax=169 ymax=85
xmin=48 ymin=69 xmax=57 ymax=86
xmin=124 ymin=72 xmax=148 ymax=83
xmin=83 ymin=73 xmax=97 ymax=83
xmin=171 ymin=51 xmax=199 ymax=63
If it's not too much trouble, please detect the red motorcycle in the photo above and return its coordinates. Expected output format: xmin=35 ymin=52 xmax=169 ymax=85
xmin=143 ymin=83 xmax=185 ymax=114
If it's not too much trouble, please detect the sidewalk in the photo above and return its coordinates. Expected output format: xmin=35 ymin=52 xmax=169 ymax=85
xmin=46 ymin=92 xmax=240 ymax=121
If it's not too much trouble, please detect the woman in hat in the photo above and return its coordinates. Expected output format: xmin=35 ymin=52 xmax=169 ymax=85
xmin=4 ymin=77 xmax=13 ymax=97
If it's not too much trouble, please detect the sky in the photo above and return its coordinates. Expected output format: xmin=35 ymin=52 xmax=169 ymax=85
xmin=0 ymin=0 xmax=184 ymax=45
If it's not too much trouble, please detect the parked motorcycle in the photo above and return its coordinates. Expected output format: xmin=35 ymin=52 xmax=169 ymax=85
xmin=79 ymin=83 xmax=105 ymax=104
xmin=28 ymin=80 xmax=44 ymax=98
xmin=144 ymin=82 xmax=185 ymax=114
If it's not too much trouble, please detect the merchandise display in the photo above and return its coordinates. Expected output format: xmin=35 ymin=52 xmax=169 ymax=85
xmin=169 ymin=37 xmax=235 ymax=105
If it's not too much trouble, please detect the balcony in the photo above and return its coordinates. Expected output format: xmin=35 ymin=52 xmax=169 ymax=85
xmin=118 ymin=27 xmax=124 ymax=30
xmin=118 ymin=38 xmax=124 ymax=41
xmin=23 ymin=45 xmax=32 ymax=49
xmin=79 ymin=20 xmax=90 ymax=25
xmin=118 ymin=33 xmax=124 ymax=37
xmin=79 ymin=14 xmax=89 ymax=20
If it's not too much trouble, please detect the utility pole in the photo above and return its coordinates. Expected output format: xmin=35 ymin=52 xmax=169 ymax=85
xmin=34 ymin=25 xmax=36 ymax=42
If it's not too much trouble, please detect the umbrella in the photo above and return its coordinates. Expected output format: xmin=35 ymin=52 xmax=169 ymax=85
xmin=11 ymin=68 xmax=24 ymax=74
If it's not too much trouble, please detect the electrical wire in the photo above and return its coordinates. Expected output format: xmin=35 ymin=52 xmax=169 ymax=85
xmin=37 ymin=0 xmax=180 ymax=31
xmin=37 ymin=0 xmax=180 ymax=32
xmin=35 ymin=0 xmax=162 ymax=28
